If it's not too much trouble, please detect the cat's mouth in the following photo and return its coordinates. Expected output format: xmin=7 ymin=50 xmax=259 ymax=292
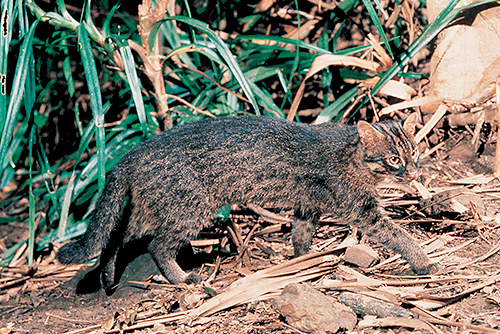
xmin=383 ymin=173 xmax=419 ymax=184
xmin=397 ymin=175 xmax=418 ymax=183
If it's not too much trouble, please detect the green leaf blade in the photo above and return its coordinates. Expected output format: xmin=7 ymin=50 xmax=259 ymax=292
xmin=77 ymin=24 xmax=106 ymax=195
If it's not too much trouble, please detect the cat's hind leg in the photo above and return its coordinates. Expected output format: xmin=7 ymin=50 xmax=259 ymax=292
xmin=145 ymin=204 xmax=214 ymax=284
xmin=101 ymin=248 xmax=120 ymax=294
xmin=147 ymin=236 xmax=203 ymax=284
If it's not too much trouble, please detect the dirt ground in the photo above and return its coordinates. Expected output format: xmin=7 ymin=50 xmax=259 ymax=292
xmin=3 ymin=127 xmax=500 ymax=334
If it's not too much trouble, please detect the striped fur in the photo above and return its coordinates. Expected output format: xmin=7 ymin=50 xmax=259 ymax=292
xmin=57 ymin=114 xmax=436 ymax=294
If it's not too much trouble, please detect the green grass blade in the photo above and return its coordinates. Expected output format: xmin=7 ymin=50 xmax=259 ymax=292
xmin=103 ymin=2 xmax=120 ymax=37
xmin=110 ymin=36 xmax=148 ymax=134
xmin=55 ymin=0 xmax=79 ymax=26
xmin=0 ymin=114 xmax=29 ymax=187
xmin=24 ymin=45 xmax=36 ymax=117
xmin=372 ymin=0 xmax=388 ymax=21
xmin=152 ymin=16 xmax=260 ymax=114
xmin=61 ymin=33 xmax=75 ymax=97
xmin=83 ymin=0 xmax=104 ymax=44
xmin=28 ymin=126 xmax=36 ymax=267
xmin=233 ymin=34 xmax=396 ymax=57
xmin=57 ymin=173 xmax=76 ymax=239
xmin=77 ymin=24 xmax=106 ymax=194
xmin=361 ymin=0 xmax=393 ymax=58
xmin=16 ymin=0 xmax=27 ymax=35
xmin=0 ymin=19 xmax=38 ymax=173
xmin=315 ymin=86 xmax=358 ymax=123
xmin=0 ymin=0 xmax=15 ymax=144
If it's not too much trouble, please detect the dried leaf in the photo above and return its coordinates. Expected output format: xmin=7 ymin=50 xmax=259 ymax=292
xmin=361 ymin=77 xmax=416 ymax=100
xmin=255 ymin=0 xmax=276 ymax=12
xmin=415 ymin=104 xmax=448 ymax=143
xmin=0 ymin=323 xmax=14 ymax=334
xmin=366 ymin=33 xmax=393 ymax=68
xmin=288 ymin=54 xmax=382 ymax=120
xmin=448 ymin=174 xmax=495 ymax=185
xmin=102 ymin=312 xmax=118 ymax=331
xmin=186 ymin=251 xmax=340 ymax=321
xmin=358 ymin=316 xmax=436 ymax=332
xmin=380 ymin=96 xmax=438 ymax=115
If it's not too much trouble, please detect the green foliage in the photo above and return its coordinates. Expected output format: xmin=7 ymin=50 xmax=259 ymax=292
xmin=1 ymin=0 xmax=496 ymax=266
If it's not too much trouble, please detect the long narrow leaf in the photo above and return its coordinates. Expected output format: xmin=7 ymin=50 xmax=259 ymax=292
xmin=151 ymin=16 xmax=260 ymax=114
xmin=16 ymin=0 xmax=27 ymax=36
xmin=83 ymin=0 xmax=104 ymax=44
xmin=102 ymin=2 xmax=120 ymax=37
xmin=28 ymin=126 xmax=36 ymax=267
xmin=77 ymin=24 xmax=106 ymax=194
xmin=315 ymin=86 xmax=359 ymax=123
xmin=61 ymin=37 xmax=76 ymax=97
xmin=0 ymin=19 xmax=39 ymax=173
xmin=110 ymin=36 xmax=148 ymax=134
xmin=58 ymin=173 xmax=76 ymax=239
xmin=0 ymin=0 xmax=14 ymax=146
xmin=361 ymin=0 xmax=393 ymax=58
xmin=24 ymin=34 xmax=36 ymax=118
xmin=55 ymin=0 xmax=79 ymax=26
xmin=234 ymin=34 xmax=397 ymax=57
xmin=1 ymin=113 xmax=29 ymax=187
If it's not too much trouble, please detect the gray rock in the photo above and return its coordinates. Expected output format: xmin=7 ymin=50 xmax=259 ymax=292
xmin=273 ymin=283 xmax=357 ymax=333
xmin=338 ymin=291 xmax=414 ymax=318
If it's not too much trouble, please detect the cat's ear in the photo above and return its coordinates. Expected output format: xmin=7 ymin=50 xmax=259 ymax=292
xmin=357 ymin=121 xmax=385 ymax=147
xmin=402 ymin=113 xmax=418 ymax=135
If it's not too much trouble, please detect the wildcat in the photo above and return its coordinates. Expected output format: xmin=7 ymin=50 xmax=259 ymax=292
xmin=57 ymin=114 xmax=437 ymax=293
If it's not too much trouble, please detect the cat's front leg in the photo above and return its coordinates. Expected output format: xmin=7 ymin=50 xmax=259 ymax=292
xmin=292 ymin=214 xmax=319 ymax=257
xmin=364 ymin=216 xmax=438 ymax=274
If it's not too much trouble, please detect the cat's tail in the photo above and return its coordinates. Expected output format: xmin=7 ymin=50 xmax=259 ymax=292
xmin=56 ymin=170 xmax=128 ymax=264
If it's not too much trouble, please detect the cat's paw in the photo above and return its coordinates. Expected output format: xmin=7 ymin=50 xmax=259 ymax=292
xmin=414 ymin=262 xmax=440 ymax=275
xmin=426 ymin=262 xmax=440 ymax=274
xmin=183 ymin=272 xmax=202 ymax=284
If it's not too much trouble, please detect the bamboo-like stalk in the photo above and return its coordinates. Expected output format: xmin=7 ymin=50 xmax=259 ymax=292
xmin=136 ymin=0 xmax=171 ymax=130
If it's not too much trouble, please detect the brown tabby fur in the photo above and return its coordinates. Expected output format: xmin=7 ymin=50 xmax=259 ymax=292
xmin=57 ymin=114 xmax=437 ymax=293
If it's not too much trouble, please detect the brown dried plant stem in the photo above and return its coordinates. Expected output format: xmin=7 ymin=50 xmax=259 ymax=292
xmin=495 ymin=80 xmax=500 ymax=174
xmin=133 ymin=0 xmax=171 ymax=130
xmin=103 ymin=0 xmax=172 ymax=129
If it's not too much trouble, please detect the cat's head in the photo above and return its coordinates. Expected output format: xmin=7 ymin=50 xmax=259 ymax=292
xmin=357 ymin=113 xmax=419 ymax=183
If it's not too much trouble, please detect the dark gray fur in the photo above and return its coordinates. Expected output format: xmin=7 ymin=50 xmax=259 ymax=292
xmin=57 ymin=115 xmax=436 ymax=292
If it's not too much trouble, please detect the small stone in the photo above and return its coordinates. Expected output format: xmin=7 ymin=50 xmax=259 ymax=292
xmin=273 ymin=283 xmax=357 ymax=333
xmin=344 ymin=244 xmax=379 ymax=268
xmin=338 ymin=291 xmax=414 ymax=318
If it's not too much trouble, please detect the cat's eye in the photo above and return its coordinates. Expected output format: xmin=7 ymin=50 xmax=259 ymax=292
xmin=411 ymin=149 xmax=419 ymax=158
xmin=388 ymin=156 xmax=401 ymax=166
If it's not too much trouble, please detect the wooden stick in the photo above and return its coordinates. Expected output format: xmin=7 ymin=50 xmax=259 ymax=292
xmin=494 ymin=79 xmax=500 ymax=174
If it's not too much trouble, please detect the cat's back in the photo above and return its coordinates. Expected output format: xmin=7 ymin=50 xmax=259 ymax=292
xmin=118 ymin=116 xmax=359 ymax=175
xmin=155 ymin=115 xmax=357 ymax=151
